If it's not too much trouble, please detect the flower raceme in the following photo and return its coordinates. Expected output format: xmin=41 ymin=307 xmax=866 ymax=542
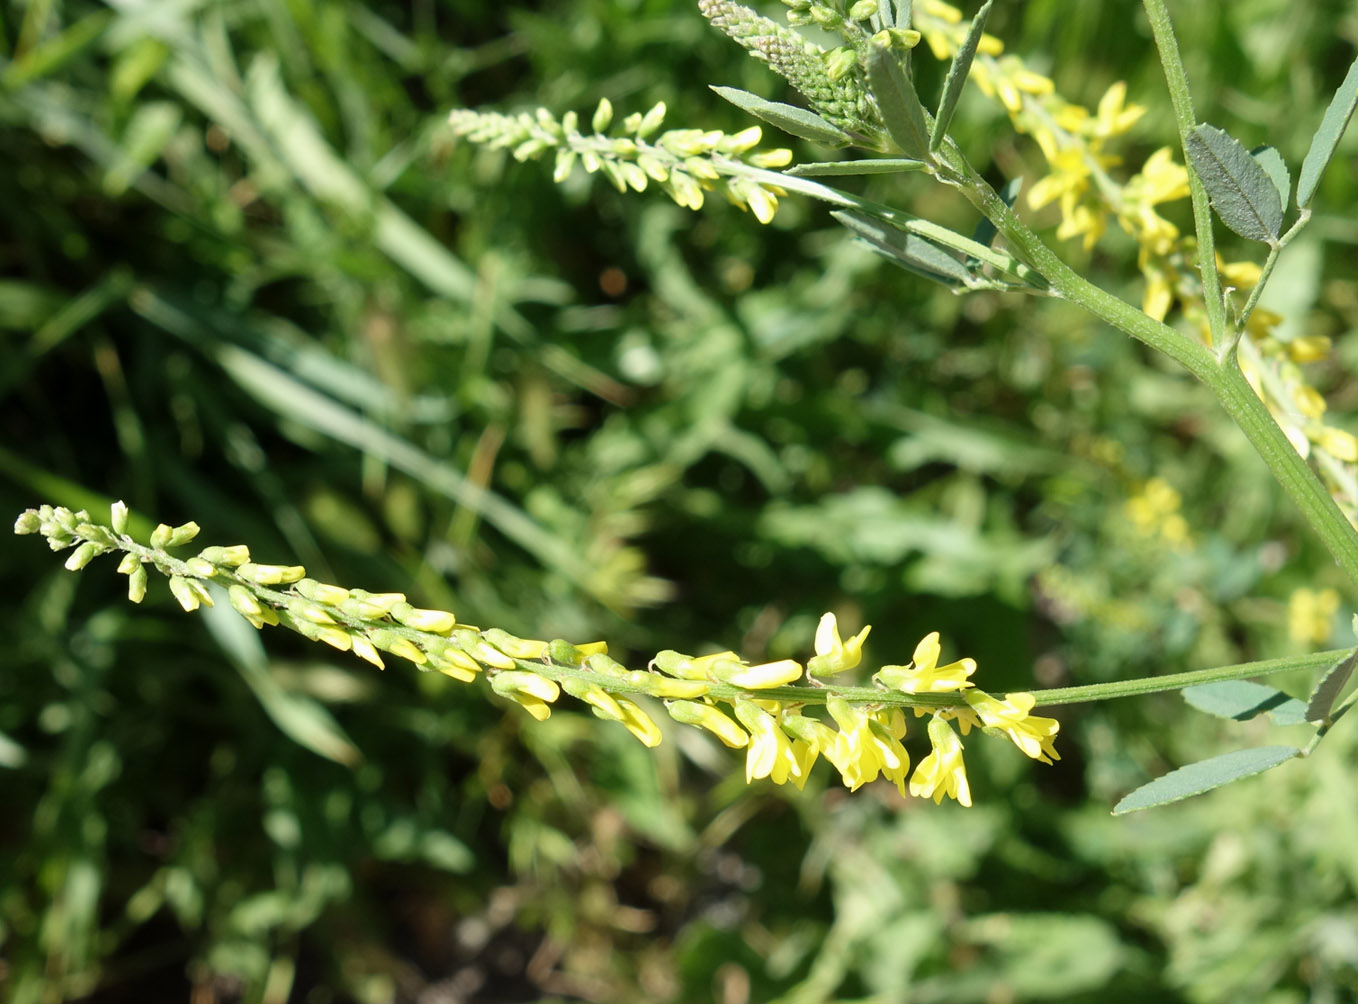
xmin=16 ymin=505 xmax=1061 ymax=807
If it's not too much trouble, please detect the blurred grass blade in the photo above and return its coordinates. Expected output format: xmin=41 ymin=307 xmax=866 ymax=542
xmin=1185 ymin=123 xmax=1282 ymax=242
xmin=930 ymin=0 xmax=992 ymax=152
xmin=1112 ymin=746 xmax=1300 ymax=814
xmin=1298 ymin=53 xmax=1358 ymax=207
xmin=710 ymin=86 xmax=852 ymax=146
xmin=202 ymin=587 xmax=362 ymax=766
xmin=133 ymin=292 xmax=587 ymax=589
xmin=1 ymin=9 xmax=112 ymax=91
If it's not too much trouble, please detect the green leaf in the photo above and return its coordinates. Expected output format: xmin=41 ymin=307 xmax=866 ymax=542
xmin=1298 ymin=54 xmax=1358 ymax=208
xmin=1250 ymin=145 xmax=1291 ymax=212
xmin=930 ymin=0 xmax=993 ymax=152
xmin=832 ymin=209 xmax=973 ymax=286
xmin=710 ymin=86 xmax=852 ymax=146
xmin=868 ymin=44 xmax=932 ymax=160
xmin=876 ymin=0 xmax=896 ymax=29
xmin=1184 ymin=123 xmax=1283 ymax=242
xmin=1181 ymin=680 xmax=1307 ymax=724
xmin=1112 ymin=746 xmax=1300 ymax=815
xmin=785 ymin=158 xmax=928 ymax=177
xmin=1306 ymin=649 xmax=1357 ymax=723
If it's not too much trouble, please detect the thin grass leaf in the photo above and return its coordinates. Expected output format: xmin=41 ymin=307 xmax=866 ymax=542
xmin=785 ymin=158 xmax=928 ymax=177
xmin=1298 ymin=53 xmax=1358 ymax=208
xmin=1305 ymin=649 xmax=1357 ymax=723
xmin=711 ymin=86 xmax=852 ymax=146
xmin=201 ymin=589 xmax=362 ymax=767
xmin=1 ymin=9 xmax=112 ymax=91
xmin=867 ymin=44 xmax=932 ymax=161
xmin=1185 ymin=123 xmax=1283 ymax=242
xmin=1112 ymin=746 xmax=1300 ymax=814
xmin=929 ymin=0 xmax=993 ymax=152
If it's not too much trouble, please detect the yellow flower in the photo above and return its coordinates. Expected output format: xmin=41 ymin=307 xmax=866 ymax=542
xmin=710 ymin=656 xmax=805 ymax=689
xmin=1288 ymin=587 xmax=1340 ymax=645
xmin=1315 ymin=426 xmax=1358 ymax=462
xmin=1091 ymin=82 xmax=1146 ymax=140
xmin=490 ymin=671 xmax=561 ymax=721
xmin=875 ymin=632 xmax=976 ymax=693
xmin=666 ymin=700 xmax=749 ymax=748
xmin=825 ymin=697 xmax=910 ymax=796
xmin=964 ymin=691 xmax=1061 ymax=763
xmin=807 ymin=612 xmax=871 ymax=677
xmin=733 ymin=700 xmax=816 ymax=788
xmin=1287 ymin=335 xmax=1332 ymax=363
xmin=909 ymin=716 xmax=972 ymax=806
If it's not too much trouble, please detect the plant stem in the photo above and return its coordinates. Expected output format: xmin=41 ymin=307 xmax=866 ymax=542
xmin=937 ymin=148 xmax=1358 ymax=592
xmin=1141 ymin=0 xmax=1229 ymax=352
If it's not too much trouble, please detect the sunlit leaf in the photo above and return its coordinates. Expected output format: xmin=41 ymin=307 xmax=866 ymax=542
xmin=1112 ymin=746 xmax=1300 ymax=814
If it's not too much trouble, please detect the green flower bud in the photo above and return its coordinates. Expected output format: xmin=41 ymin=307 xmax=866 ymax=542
xmin=64 ymin=542 xmax=100 ymax=571
xmin=13 ymin=510 xmax=41 ymax=535
xmin=169 ymin=575 xmax=204 ymax=611
xmin=585 ymin=653 xmax=629 ymax=677
xmin=825 ymin=47 xmax=858 ymax=82
xmin=637 ymin=101 xmax=667 ymax=138
xmin=848 ymin=0 xmax=877 ymax=19
xmin=592 ymin=97 xmax=613 ymax=133
xmin=197 ymin=545 xmax=251 ymax=567
xmin=184 ymin=557 xmax=217 ymax=578
xmin=117 ymin=553 xmax=141 ymax=575
xmin=228 ymin=584 xmax=264 ymax=618
xmin=150 ymin=523 xmax=173 ymax=548
xmin=127 ymin=564 xmax=148 ymax=604
xmin=165 ymin=521 xmax=200 ymax=547
xmin=237 ymin=562 xmax=307 ymax=585
xmin=110 ymin=500 xmax=129 ymax=535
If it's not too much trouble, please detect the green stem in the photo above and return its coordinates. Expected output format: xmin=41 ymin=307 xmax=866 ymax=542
xmin=937 ymin=148 xmax=1358 ymax=592
xmin=1141 ymin=0 xmax=1229 ymax=352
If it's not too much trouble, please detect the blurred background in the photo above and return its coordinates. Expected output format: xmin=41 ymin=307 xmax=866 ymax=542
xmin=4 ymin=0 xmax=1358 ymax=1000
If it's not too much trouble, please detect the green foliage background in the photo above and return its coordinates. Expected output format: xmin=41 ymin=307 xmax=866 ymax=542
xmin=3 ymin=0 xmax=1358 ymax=1001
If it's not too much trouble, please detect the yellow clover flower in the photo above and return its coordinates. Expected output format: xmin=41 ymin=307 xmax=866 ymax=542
xmin=825 ymin=697 xmax=910 ymax=796
xmin=807 ymin=612 xmax=871 ymax=678
xmin=963 ymin=691 xmax=1061 ymax=763
xmin=909 ymin=716 xmax=972 ymax=806
xmin=733 ymin=700 xmax=816 ymax=789
xmin=875 ymin=632 xmax=976 ymax=694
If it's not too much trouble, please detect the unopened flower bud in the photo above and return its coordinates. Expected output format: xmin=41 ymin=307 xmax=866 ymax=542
xmin=237 ymin=562 xmax=307 ymax=585
xmin=197 ymin=545 xmax=251 ymax=566
xmin=110 ymin=500 xmax=129 ymax=535
xmin=64 ymin=542 xmax=100 ymax=571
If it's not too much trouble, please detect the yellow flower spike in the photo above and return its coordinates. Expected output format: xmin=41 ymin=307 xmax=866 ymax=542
xmin=614 ymin=698 xmax=663 ymax=748
xmin=390 ymin=602 xmax=457 ymax=634
xmin=453 ymin=629 xmax=517 ymax=669
xmin=710 ymin=656 xmax=804 ymax=689
xmin=350 ymin=635 xmax=385 ymax=670
xmin=288 ymin=599 xmax=336 ymax=626
xmin=491 ymin=671 xmax=561 ymax=721
xmin=875 ymin=632 xmax=977 ymax=694
xmin=910 ymin=716 xmax=972 ymax=806
xmin=732 ymin=699 xmax=811 ymax=786
xmin=808 ymin=612 xmax=871 ymax=678
xmin=229 ymin=581 xmax=263 ymax=619
xmin=562 ymin=677 xmax=625 ymax=720
xmin=366 ymin=629 xmax=427 ymax=666
xmin=642 ymin=676 xmax=712 ymax=700
xmin=667 ymin=700 xmax=749 ymax=748
xmin=964 ymin=691 xmax=1061 ymax=763
xmin=294 ymin=578 xmax=351 ymax=605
